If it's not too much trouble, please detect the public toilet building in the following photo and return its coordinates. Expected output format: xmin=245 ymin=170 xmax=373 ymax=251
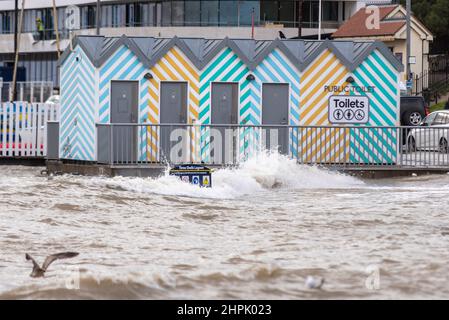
xmin=58 ymin=35 xmax=403 ymax=165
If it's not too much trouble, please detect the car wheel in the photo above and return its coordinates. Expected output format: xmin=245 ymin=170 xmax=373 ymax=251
xmin=408 ymin=112 xmax=423 ymax=126
xmin=407 ymin=136 xmax=417 ymax=152
xmin=439 ymin=138 xmax=449 ymax=153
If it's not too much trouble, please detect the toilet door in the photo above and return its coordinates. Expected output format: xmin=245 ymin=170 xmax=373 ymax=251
xmin=262 ymin=83 xmax=289 ymax=154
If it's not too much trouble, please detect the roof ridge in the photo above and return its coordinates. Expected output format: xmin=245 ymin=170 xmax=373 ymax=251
xmin=59 ymin=36 xmax=403 ymax=73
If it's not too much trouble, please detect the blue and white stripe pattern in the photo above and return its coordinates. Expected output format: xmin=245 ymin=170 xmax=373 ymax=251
xmin=253 ymin=48 xmax=301 ymax=156
xmin=350 ymin=49 xmax=400 ymax=164
xmin=59 ymin=46 xmax=96 ymax=160
xmin=99 ymin=45 xmax=149 ymax=124
xmin=98 ymin=45 xmax=150 ymax=160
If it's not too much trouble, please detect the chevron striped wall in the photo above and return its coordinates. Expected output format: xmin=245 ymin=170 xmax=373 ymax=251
xmin=253 ymin=48 xmax=301 ymax=157
xmin=299 ymin=49 xmax=351 ymax=163
xmin=199 ymin=47 xmax=251 ymax=162
xmin=98 ymin=45 xmax=150 ymax=161
xmin=99 ymin=45 xmax=149 ymax=124
xmin=59 ymin=38 xmax=402 ymax=165
xmin=350 ymin=49 xmax=400 ymax=164
xmin=147 ymin=46 xmax=200 ymax=161
xmin=59 ymin=46 xmax=96 ymax=161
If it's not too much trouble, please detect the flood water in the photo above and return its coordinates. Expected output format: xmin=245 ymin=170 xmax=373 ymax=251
xmin=1 ymin=153 xmax=449 ymax=299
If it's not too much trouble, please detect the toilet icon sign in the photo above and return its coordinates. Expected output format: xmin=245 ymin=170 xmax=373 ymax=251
xmin=328 ymin=96 xmax=370 ymax=124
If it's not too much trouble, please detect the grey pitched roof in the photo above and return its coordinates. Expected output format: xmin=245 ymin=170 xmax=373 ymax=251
xmin=59 ymin=35 xmax=403 ymax=73
xmin=202 ymin=39 xmax=223 ymax=58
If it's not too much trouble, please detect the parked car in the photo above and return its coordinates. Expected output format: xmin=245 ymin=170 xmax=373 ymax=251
xmin=406 ymin=111 xmax=449 ymax=153
xmin=400 ymin=96 xmax=429 ymax=126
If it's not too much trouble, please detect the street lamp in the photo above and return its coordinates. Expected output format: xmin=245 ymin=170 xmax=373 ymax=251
xmin=318 ymin=0 xmax=322 ymax=40
xmin=96 ymin=0 xmax=101 ymax=35
xmin=406 ymin=0 xmax=412 ymax=93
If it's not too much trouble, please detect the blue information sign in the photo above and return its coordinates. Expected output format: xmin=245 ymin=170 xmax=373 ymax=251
xmin=169 ymin=165 xmax=212 ymax=188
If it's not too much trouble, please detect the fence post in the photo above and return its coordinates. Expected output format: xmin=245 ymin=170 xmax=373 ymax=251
xmin=46 ymin=121 xmax=59 ymax=159
xmin=110 ymin=124 xmax=113 ymax=165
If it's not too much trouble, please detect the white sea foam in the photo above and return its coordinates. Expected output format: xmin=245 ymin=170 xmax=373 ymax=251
xmin=88 ymin=151 xmax=364 ymax=199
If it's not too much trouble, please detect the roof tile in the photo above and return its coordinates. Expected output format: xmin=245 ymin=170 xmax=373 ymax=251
xmin=332 ymin=5 xmax=405 ymax=38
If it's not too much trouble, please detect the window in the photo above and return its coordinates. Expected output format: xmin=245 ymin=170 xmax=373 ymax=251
xmin=423 ymin=113 xmax=436 ymax=126
xmin=433 ymin=113 xmax=449 ymax=125
xmin=201 ymin=0 xmax=219 ymax=26
xmin=220 ymin=0 xmax=238 ymax=26
xmin=302 ymin=1 xmax=311 ymax=27
xmin=89 ymin=6 xmax=97 ymax=28
xmin=141 ymin=2 xmax=160 ymax=27
xmin=1 ymin=12 xmax=12 ymax=34
xmin=322 ymin=1 xmax=338 ymax=22
xmin=162 ymin=1 xmax=172 ymax=26
xmin=185 ymin=0 xmax=201 ymax=26
xmin=110 ymin=5 xmax=116 ymax=26
xmin=300 ymin=0 xmax=339 ymax=28
xmin=111 ymin=5 xmax=123 ymax=27
xmin=81 ymin=6 xmax=96 ymax=29
xmin=37 ymin=8 xmax=53 ymax=31
xmin=239 ymin=1 xmax=260 ymax=26
xmin=279 ymin=1 xmax=295 ymax=27
xmin=395 ymin=52 xmax=403 ymax=64
xmin=311 ymin=1 xmax=319 ymax=27
xmin=172 ymin=1 xmax=184 ymax=26
xmin=134 ymin=3 xmax=142 ymax=26
xmin=261 ymin=0 xmax=279 ymax=23
xmin=126 ymin=3 xmax=143 ymax=27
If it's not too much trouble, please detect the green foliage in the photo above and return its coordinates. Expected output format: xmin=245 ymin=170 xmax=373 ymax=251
xmin=400 ymin=0 xmax=449 ymax=53
xmin=430 ymin=102 xmax=445 ymax=112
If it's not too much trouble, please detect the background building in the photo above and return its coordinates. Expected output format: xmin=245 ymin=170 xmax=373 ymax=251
xmin=0 ymin=0 xmax=392 ymax=93
xmin=332 ymin=4 xmax=434 ymax=85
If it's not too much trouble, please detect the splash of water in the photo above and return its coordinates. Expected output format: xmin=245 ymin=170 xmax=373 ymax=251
xmin=87 ymin=151 xmax=363 ymax=199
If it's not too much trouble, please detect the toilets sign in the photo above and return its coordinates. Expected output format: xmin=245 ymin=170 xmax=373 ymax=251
xmin=328 ymin=96 xmax=370 ymax=124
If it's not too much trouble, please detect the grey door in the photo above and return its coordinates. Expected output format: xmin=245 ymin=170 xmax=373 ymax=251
xmin=262 ymin=83 xmax=289 ymax=154
xmin=211 ymin=83 xmax=238 ymax=163
xmin=160 ymin=82 xmax=188 ymax=161
xmin=110 ymin=81 xmax=138 ymax=163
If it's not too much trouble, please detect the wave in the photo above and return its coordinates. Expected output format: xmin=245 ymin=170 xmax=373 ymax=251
xmin=0 ymin=265 xmax=324 ymax=300
xmin=85 ymin=151 xmax=364 ymax=199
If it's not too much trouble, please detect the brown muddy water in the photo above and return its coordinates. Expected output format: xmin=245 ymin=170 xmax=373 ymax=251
xmin=1 ymin=153 xmax=449 ymax=299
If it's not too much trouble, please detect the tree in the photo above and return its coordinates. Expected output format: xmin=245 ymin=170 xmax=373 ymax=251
xmin=400 ymin=0 xmax=449 ymax=53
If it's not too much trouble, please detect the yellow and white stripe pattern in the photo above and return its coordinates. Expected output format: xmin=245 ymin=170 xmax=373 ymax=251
xmin=299 ymin=50 xmax=351 ymax=163
xmin=147 ymin=46 xmax=200 ymax=161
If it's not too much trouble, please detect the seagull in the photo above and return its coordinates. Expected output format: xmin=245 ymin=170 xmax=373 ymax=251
xmin=305 ymin=276 xmax=325 ymax=289
xmin=25 ymin=252 xmax=79 ymax=278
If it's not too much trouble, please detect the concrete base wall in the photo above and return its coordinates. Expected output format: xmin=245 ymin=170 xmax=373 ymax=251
xmin=45 ymin=160 xmax=449 ymax=180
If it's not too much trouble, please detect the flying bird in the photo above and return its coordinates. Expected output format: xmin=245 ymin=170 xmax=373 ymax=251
xmin=25 ymin=252 xmax=79 ymax=278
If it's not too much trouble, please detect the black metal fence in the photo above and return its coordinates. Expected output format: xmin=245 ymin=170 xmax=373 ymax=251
xmin=413 ymin=54 xmax=449 ymax=102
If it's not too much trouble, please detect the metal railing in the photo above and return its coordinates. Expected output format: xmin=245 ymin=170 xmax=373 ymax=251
xmin=413 ymin=54 xmax=449 ymax=101
xmin=94 ymin=124 xmax=449 ymax=168
xmin=0 ymin=81 xmax=54 ymax=103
